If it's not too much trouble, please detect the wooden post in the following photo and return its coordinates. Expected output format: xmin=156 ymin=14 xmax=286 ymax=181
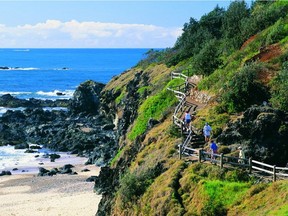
xmin=273 ymin=165 xmax=276 ymax=182
xmin=249 ymin=158 xmax=252 ymax=174
xmin=179 ymin=145 xmax=182 ymax=160
xmin=198 ymin=149 xmax=202 ymax=162
xmin=220 ymin=153 xmax=224 ymax=169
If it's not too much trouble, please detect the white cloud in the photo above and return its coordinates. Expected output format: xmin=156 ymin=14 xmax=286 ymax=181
xmin=0 ymin=20 xmax=182 ymax=48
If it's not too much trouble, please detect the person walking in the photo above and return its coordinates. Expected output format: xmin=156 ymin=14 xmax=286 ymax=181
xmin=183 ymin=110 xmax=192 ymax=131
xmin=203 ymin=122 xmax=212 ymax=142
xmin=238 ymin=146 xmax=245 ymax=164
xmin=210 ymin=140 xmax=218 ymax=162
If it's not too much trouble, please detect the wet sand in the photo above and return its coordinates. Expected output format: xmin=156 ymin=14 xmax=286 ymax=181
xmin=0 ymin=160 xmax=102 ymax=216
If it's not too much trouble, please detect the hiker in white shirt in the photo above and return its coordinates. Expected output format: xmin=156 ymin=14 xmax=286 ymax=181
xmin=203 ymin=122 xmax=212 ymax=142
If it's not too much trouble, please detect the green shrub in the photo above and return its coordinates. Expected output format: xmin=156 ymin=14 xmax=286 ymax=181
xmin=137 ymin=86 xmax=151 ymax=96
xmin=201 ymin=199 xmax=227 ymax=216
xmin=192 ymin=39 xmax=222 ymax=76
xmin=221 ymin=63 xmax=269 ymax=113
xmin=247 ymin=183 xmax=267 ymax=197
xmin=109 ymin=148 xmax=124 ymax=166
xmin=167 ymin=124 xmax=182 ymax=138
xmin=128 ymin=90 xmax=178 ymax=140
xmin=192 ymin=163 xmax=225 ymax=180
xmin=201 ymin=180 xmax=250 ymax=215
xmin=270 ymin=62 xmax=288 ymax=111
xmin=266 ymin=18 xmax=288 ymax=45
xmin=166 ymin=78 xmax=185 ymax=89
xmin=218 ymin=146 xmax=231 ymax=154
xmin=224 ymin=169 xmax=250 ymax=182
xmin=115 ymin=91 xmax=125 ymax=105
xmin=117 ymin=164 xmax=164 ymax=208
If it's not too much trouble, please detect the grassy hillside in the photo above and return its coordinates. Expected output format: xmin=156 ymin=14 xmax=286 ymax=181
xmin=96 ymin=1 xmax=288 ymax=215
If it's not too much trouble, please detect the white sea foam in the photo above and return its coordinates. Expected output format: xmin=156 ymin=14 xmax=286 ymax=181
xmin=43 ymin=107 xmax=68 ymax=112
xmin=0 ymin=145 xmax=86 ymax=174
xmin=13 ymin=49 xmax=30 ymax=52
xmin=0 ymin=67 xmax=38 ymax=70
xmin=13 ymin=67 xmax=38 ymax=70
xmin=36 ymin=90 xmax=74 ymax=98
xmin=0 ymin=107 xmax=25 ymax=116
xmin=0 ymin=91 xmax=32 ymax=96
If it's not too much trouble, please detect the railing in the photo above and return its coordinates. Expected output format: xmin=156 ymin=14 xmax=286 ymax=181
xmin=170 ymin=68 xmax=288 ymax=182
xmin=181 ymin=147 xmax=288 ymax=182
xmin=252 ymin=160 xmax=288 ymax=181
xmin=167 ymin=86 xmax=186 ymax=129
xmin=178 ymin=130 xmax=193 ymax=159
xmin=171 ymin=71 xmax=188 ymax=81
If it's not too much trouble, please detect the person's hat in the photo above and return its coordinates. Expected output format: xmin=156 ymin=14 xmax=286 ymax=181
xmin=238 ymin=146 xmax=242 ymax=150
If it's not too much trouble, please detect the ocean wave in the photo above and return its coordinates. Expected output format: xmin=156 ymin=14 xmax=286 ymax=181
xmin=13 ymin=49 xmax=30 ymax=52
xmin=0 ymin=91 xmax=32 ymax=96
xmin=36 ymin=90 xmax=74 ymax=98
xmin=0 ymin=107 xmax=25 ymax=116
xmin=43 ymin=107 xmax=68 ymax=112
xmin=0 ymin=67 xmax=39 ymax=71
xmin=54 ymin=67 xmax=70 ymax=70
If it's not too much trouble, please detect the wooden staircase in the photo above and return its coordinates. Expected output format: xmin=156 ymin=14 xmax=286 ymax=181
xmin=168 ymin=69 xmax=288 ymax=182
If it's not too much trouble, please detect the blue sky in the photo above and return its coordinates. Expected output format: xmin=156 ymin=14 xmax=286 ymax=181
xmin=0 ymin=1 xmax=245 ymax=48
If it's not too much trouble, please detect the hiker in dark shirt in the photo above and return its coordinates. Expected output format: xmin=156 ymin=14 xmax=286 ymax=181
xmin=210 ymin=140 xmax=218 ymax=161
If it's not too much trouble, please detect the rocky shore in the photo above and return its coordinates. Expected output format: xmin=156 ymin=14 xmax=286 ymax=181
xmin=0 ymin=80 xmax=117 ymax=167
xmin=0 ymin=79 xmax=120 ymax=215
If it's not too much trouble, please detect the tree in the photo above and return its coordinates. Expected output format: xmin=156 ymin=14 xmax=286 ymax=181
xmin=221 ymin=63 xmax=269 ymax=113
xmin=192 ymin=39 xmax=222 ymax=76
xmin=199 ymin=5 xmax=225 ymax=39
xmin=222 ymin=1 xmax=250 ymax=52
xmin=270 ymin=62 xmax=288 ymax=112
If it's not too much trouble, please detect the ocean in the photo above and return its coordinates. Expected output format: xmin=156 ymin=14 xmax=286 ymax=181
xmin=0 ymin=48 xmax=150 ymax=100
xmin=0 ymin=48 xmax=150 ymax=173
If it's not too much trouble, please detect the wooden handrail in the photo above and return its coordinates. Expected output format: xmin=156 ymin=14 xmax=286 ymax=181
xmin=171 ymin=72 xmax=188 ymax=81
xmin=170 ymin=68 xmax=288 ymax=182
xmin=252 ymin=160 xmax=275 ymax=169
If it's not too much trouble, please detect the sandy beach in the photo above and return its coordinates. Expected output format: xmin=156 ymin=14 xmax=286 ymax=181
xmin=0 ymin=160 xmax=102 ymax=216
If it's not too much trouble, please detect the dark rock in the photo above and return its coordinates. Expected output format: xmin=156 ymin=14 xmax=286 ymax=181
xmin=217 ymin=106 xmax=288 ymax=166
xmin=81 ymin=168 xmax=90 ymax=172
xmin=14 ymin=143 xmax=29 ymax=149
xmin=38 ymin=167 xmax=50 ymax=176
xmin=24 ymin=149 xmax=37 ymax=153
xmin=101 ymin=124 xmax=115 ymax=130
xmin=70 ymin=80 xmax=105 ymax=115
xmin=62 ymin=164 xmax=74 ymax=169
xmin=86 ymin=176 xmax=97 ymax=182
xmin=56 ymin=92 xmax=65 ymax=96
xmin=147 ymin=118 xmax=160 ymax=129
xmin=29 ymin=145 xmax=41 ymax=149
xmin=49 ymin=153 xmax=61 ymax=162
xmin=0 ymin=94 xmax=70 ymax=108
xmin=0 ymin=171 xmax=12 ymax=176
xmin=59 ymin=164 xmax=74 ymax=174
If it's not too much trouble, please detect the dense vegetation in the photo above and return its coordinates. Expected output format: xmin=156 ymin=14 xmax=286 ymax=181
xmin=97 ymin=1 xmax=288 ymax=215
xmin=138 ymin=0 xmax=288 ymax=114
